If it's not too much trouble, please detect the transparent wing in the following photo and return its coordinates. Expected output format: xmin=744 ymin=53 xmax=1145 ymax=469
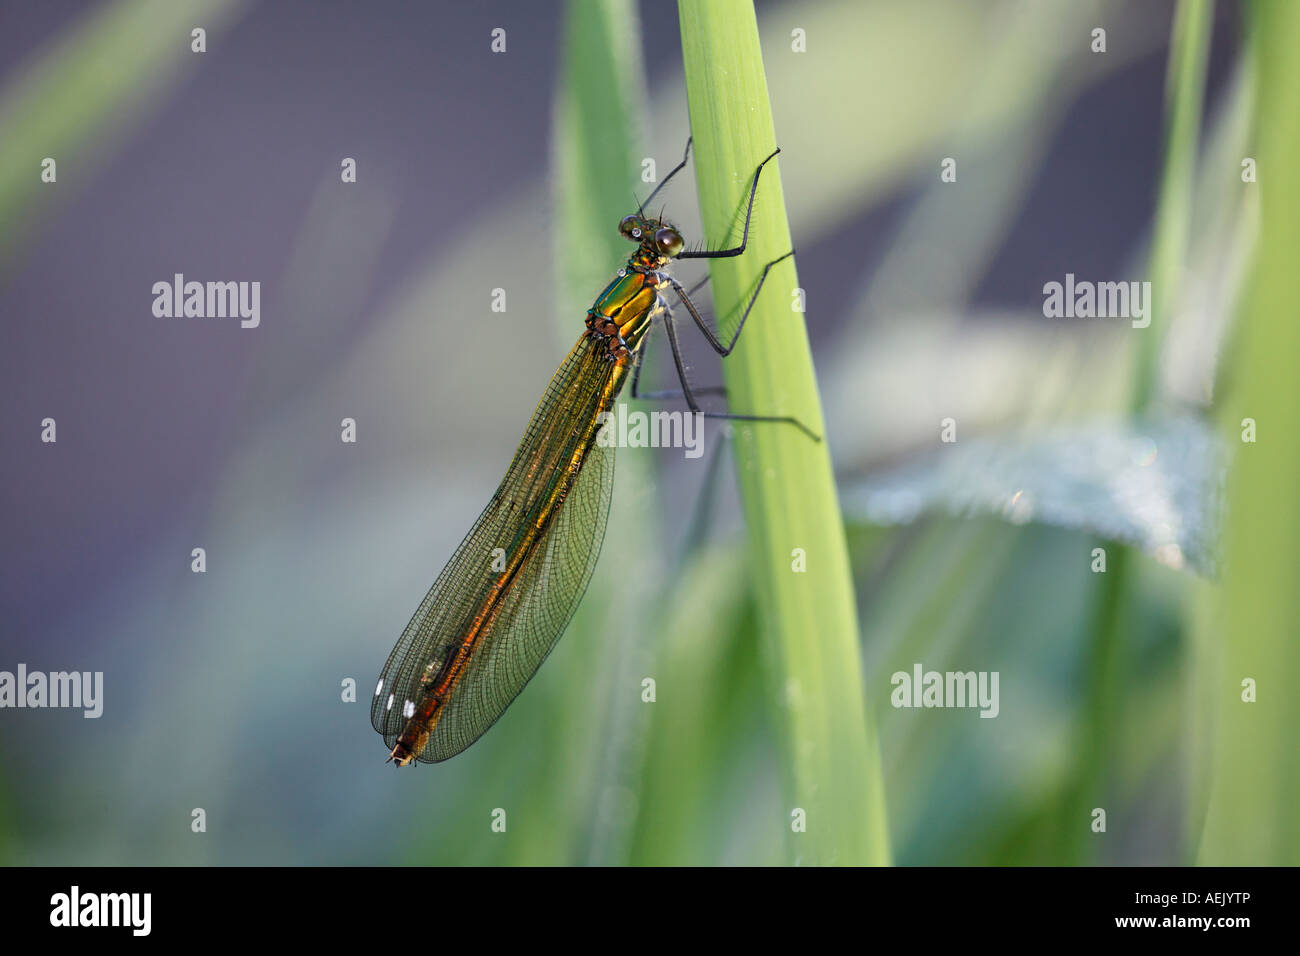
xmin=422 ymin=441 xmax=613 ymax=761
xmin=370 ymin=332 xmax=619 ymax=757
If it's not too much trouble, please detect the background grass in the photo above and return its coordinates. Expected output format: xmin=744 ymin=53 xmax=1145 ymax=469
xmin=1061 ymin=0 xmax=1212 ymax=866
xmin=1195 ymin=0 xmax=1300 ymax=866
xmin=0 ymin=0 xmax=247 ymax=266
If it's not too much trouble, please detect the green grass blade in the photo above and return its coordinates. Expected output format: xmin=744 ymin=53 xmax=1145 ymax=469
xmin=554 ymin=0 xmax=646 ymax=332
xmin=536 ymin=0 xmax=658 ymax=865
xmin=1197 ymin=0 xmax=1300 ymax=866
xmin=1061 ymin=0 xmax=1212 ymax=864
xmin=677 ymin=0 xmax=889 ymax=865
xmin=1134 ymin=0 xmax=1214 ymax=410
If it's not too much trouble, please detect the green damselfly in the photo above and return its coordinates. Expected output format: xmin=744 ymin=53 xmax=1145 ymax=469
xmin=372 ymin=141 xmax=814 ymax=765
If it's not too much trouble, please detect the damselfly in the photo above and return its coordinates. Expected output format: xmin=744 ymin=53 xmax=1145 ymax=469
xmin=372 ymin=140 xmax=815 ymax=765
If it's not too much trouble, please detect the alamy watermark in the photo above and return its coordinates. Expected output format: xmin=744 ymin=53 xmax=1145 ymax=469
xmin=1042 ymin=273 xmax=1151 ymax=328
xmin=50 ymin=886 xmax=150 ymax=936
xmin=0 ymin=664 xmax=103 ymax=718
xmin=891 ymin=663 xmax=999 ymax=718
xmin=596 ymin=403 xmax=704 ymax=459
xmin=152 ymin=273 xmax=260 ymax=328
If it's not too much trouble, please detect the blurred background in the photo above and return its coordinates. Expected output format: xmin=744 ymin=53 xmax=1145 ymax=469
xmin=0 ymin=0 xmax=1293 ymax=865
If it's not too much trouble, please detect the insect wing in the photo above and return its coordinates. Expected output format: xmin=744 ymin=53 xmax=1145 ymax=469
xmin=371 ymin=334 xmax=617 ymax=760
xmin=423 ymin=442 xmax=613 ymax=761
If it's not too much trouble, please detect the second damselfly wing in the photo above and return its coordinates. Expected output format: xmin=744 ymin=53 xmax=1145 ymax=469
xmin=371 ymin=143 xmax=812 ymax=765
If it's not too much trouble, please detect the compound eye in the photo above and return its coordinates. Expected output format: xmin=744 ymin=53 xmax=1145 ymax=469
xmin=618 ymin=215 xmax=642 ymax=241
xmin=655 ymin=227 xmax=684 ymax=257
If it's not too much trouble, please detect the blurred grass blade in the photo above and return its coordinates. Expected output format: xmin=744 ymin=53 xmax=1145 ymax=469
xmin=554 ymin=0 xmax=647 ymax=334
xmin=1059 ymin=0 xmax=1212 ymax=864
xmin=0 ymin=0 xmax=247 ymax=266
xmin=628 ymin=545 xmax=785 ymax=865
xmin=678 ymin=0 xmax=889 ymax=865
xmin=546 ymin=0 xmax=659 ymax=866
xmin=1133 ymin=0 xmax=1213 ymax=410
xmin=1197 ymin=0 xmax=1300 ymax=866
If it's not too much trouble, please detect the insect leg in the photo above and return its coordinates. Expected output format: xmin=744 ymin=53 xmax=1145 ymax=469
xmin=630 ymin=323 xmax=725 ymax=402
xmin=637 ymin=136 xmax=693 ymax=216
xmin=667 ymin=250 xmax=794 ymax=356
xmin=658 ymin=298 xmax=820 ymax=441
xmin=677 ymin=147 xmax=780 ymax=261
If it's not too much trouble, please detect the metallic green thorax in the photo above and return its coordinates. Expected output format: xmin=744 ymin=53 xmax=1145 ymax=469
xmin=585 ymin=216 xmax=684 ymax=361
